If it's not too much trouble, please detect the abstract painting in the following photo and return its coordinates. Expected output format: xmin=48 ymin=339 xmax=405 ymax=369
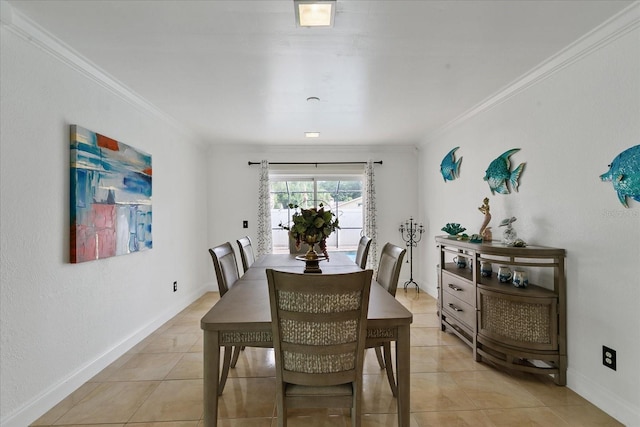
xmin=70 ymin=125 xmax=152 ymax=263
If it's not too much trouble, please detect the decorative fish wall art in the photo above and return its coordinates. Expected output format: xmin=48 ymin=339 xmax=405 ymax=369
xmin=600 ymin=144 xmax=640 ymax=208
xmin=440 ymin=146 xmax=462 ymax=181
xmin=483 ymin=148 xmax=526 ymax=195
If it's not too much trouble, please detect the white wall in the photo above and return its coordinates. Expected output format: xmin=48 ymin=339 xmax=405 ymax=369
xmin=416 ymin=16 xmax=640 ymax=426
xmin=0 ymin=24 xmax=210 ymax=426
xmin=2 ymin=1 xmax=637 ymax=426
xmin=205 ymin=144 xmax=420 ymax=289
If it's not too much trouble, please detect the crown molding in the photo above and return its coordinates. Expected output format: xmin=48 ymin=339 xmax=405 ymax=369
xmin=424 ymin=1 xmax=640 ymax=144
xmin=3 ymin=0 xmax=637 ymax=150
xmin=1 ymin=0 xmax=203 ymax=145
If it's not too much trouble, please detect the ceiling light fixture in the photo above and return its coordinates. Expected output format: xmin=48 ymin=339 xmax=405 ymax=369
xmin=294 ymin=0 xmax=336 ymax=27
xmin=305 ymin=132 xmax=321 ymax=138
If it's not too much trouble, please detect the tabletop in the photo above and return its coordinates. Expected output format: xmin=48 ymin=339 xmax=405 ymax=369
xmin=201 ymin=252 xmax=413 ymax=330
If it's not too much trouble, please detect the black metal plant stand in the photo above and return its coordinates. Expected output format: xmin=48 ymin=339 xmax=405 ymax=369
xmin=399 ymin=217 xmax=424 ymax=292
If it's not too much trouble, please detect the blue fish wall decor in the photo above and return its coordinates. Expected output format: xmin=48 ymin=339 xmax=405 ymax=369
xmin=440 ymin=146 xmax=462 ymax=182
xmin=483 ymin=148 xmax=526 ymax=195
xmin=600 ymin=144 xmax=640 ymax=208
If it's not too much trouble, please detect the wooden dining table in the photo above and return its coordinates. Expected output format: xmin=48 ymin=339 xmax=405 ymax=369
xmin=201 ymin=252 xmax=413 ymax=426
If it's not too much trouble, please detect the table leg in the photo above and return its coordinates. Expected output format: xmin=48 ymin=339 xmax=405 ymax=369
xmin=396 ymin=325 xmax=410 ymax=427
xmin=203 ymin=330 xmax=220 ymax=427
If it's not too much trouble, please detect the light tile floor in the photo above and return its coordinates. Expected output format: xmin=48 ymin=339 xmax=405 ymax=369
xmin=32 ymin=290 xmax=623 ymax=427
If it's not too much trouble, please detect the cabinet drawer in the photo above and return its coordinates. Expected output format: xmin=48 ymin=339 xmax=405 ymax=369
xmin=442 ymin=271 xmax=475 ymax=306
xmin=442 ymin=291 xmax=475 ymax=328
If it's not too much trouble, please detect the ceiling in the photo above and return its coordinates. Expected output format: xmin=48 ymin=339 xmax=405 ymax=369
xmin=6 ymin=0 xmax=634 ymax=146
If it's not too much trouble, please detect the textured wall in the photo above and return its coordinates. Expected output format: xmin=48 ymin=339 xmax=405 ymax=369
xmin=204 ymin=144 xmax=420 ymax=290
xmin=417 ymin=23 xmax=640 ymax=426
xmin=0 ymin=27 xmax=209 ymax=425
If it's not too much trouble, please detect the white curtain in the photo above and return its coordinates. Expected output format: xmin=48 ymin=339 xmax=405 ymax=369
xmin=363 ymin=160 xmax=378 ymax=270
xmin=257 ymin=160 xmax=272 ymax=256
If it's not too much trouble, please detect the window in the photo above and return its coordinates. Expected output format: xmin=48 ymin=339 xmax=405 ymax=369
xmin=270 ymin=176 xmax=363 ymax=253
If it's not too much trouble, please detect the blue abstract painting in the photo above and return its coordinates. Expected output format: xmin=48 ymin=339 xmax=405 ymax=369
xmin=70 ymin=125 xmax=152 ymax=263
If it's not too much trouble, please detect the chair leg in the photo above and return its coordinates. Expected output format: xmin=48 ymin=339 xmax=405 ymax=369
xmin=218 ymin=346 xmax=233 ymax=395
xmin=277 ymin=388 xmax=286 ymax=427
xmin=374 ymin=346 xmax=385 ymax=369
xmin=383 ymin=342 xmax=397 ymax=397
xmin=351 ymin=404 xmax=358 ymax=427
xmin=353 ymin=382 xmax=362 ymax=427
xmin=230 ymin=346 xmax=242 ymax=368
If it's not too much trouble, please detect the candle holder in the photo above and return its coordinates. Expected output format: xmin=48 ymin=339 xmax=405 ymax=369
xmin=399 ymin=217 xmax=424 ymax=292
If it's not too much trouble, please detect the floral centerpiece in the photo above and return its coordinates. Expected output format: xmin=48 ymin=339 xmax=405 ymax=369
xmin=280 ymin=203 xmax=340 ymax=259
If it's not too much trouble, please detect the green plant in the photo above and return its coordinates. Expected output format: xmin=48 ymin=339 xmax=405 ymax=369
xmin=280 ymin=203 xmax=340 ymax=258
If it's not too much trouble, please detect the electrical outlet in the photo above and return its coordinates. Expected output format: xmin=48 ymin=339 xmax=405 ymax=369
xmin=173 ymin=281 xmax=178 ymax=292
xmin=243 ymin=220 xmax=248 ymax=228
xmin=603 ymin=345 xmax=616 ymax=370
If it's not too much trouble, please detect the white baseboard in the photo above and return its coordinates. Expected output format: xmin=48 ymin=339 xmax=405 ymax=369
xmin=0 ymin=284 xmax=210 ymax=427
xmin=420 ymin=274 xmax=640 ymax=427
xmin=421 ymin=281 xmax=438 ymax=299
xmin=568 ymin=368 xmax=640 ymax=427
xmin=418 ymin=276 xmax=640 ymax=426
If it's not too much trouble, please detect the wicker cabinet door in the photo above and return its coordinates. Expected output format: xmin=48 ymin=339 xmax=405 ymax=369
xmin=478 ymin=289 xmax=558 ymax=351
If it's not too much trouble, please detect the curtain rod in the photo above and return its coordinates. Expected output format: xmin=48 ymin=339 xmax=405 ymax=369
xmin=248 ymin=161 xmax=383 ymax=166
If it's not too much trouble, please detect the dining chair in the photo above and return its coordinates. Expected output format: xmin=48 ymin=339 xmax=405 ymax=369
xmin=236 ymin=236 xmax=255 ymax=273
xmin=368 ymin=242 xmax=406 ymax=396
xmin=208 ymin=242 xmax=242 ymax=394
xmin=354 ymin=235 xmax=372 ymax=269
xmin=266 ymin=269 xmax=373 ymax=427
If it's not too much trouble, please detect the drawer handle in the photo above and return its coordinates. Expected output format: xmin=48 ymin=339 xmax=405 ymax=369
xmin=448 ymin=283 xmax=463 ymax=292
xmin=448 ymin=303 xmax=463 ymax=312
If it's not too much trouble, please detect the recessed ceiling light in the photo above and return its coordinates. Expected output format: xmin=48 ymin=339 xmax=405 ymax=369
xmin=307 ymin=96 xmax=320 ymax=102
xmin=305 ymin=132 xmax=321 ymax=138
xmin=294 ymin=0 xmax=336 ymax=27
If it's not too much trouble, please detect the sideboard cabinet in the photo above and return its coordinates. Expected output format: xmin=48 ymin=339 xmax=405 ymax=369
xmin=436 ymin=236 xmax=567 ymax=385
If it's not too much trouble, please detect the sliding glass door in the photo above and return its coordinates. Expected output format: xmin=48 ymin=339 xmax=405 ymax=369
xmin=270 ymin=177 xmax=363 ymax=253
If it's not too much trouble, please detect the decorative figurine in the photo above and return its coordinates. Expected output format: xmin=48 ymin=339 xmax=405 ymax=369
xmin=477 ymin=197 xmax=492 ymax=241
xmin=600 ymin=144 xmax=640 ymax=208
xmin=499 ymin=216 xmax=518 ymax=246
xmin=469 ymin=234 xmax=483 ymax=243
xmin=441 ymin=223 xmax=466 ymax=237
xmin=440 ymin=146 xmax=463 ymax=182
xmin=483 ymin=148 xmax=526 ymax=194
xmin=512 ymin=238 xmax=527 ymax=247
